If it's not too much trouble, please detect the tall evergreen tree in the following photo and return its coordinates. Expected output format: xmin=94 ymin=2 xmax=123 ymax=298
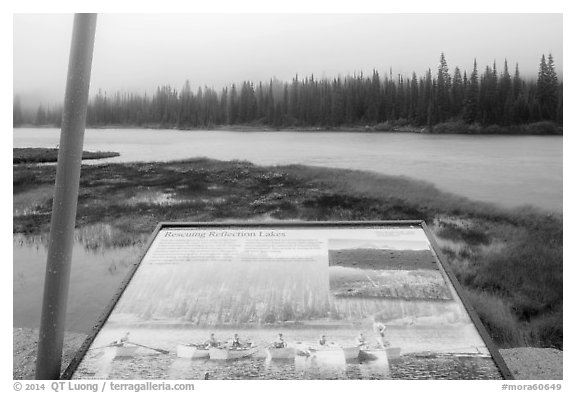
xmin=539 ymin=54 xmax=559 ymax=121
xmin=512 ymin=63 xmax=522 ymax=100
xmin=500 ymin=60 xmax=513 ymax=125
xmin=451 ymin=67 xmax=464 ymax=117
xmin=463 ymin=59 xmax=479 ymax=123
xmin=228 ymin=84 xmax=238 ymax=124
xmin=536 ymin=54 xmax=548 ymax=120
xmin=220 ymin=87 xmax=228 ymax=124
xmin=436 ymin=53 xmax=451 ymax=122
xmin=535 ymin=54 xmax=559 ymax=121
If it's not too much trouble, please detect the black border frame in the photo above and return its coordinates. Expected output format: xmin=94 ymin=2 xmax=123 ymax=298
xmin=62 ymin=220 xmax=513 ymax=380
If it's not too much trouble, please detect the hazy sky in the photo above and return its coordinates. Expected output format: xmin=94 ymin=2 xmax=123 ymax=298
xmin=13 ymin=13 xmax=562 ymax=106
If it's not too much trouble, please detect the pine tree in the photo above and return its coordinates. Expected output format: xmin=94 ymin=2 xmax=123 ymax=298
xmin=436 ymin=53 xmax=451 ymax=122
xmin=179 ymin=80 xmax=192 ymax=127
xmin=463 ymin=59 xmax=479 ymax=123
xmin=512 ymin=63 xmax=522 ymax=100
xmin=289 ymin=75 xmax=299 ymax=123
xmin=13 ymin=95 xmax=23 ymax=127
xmin=427 ymin=79 xmax=437 ymax=128
xmin=256 ymin=81 xmax=265 ymax=119
xmin=408 ymin=72 xmax=419 ymax=122
xmin=544 ymin=54 xmax=559 ymax=121
xmin=556 ymin=82 xmax=563 ymax=125
xmin=331 ymin=77 xmax=345 ymax=126
xmin=228 ymin=84 xmax=238 ymax=124
xmin=451 ymin=67 xmax=464 ymax=118
xmin=266 ymin=80 xmax=276 ymax=124
xmin=35 ymin=105 xmax=47 ymax=125
xmin=500 ymin=60 xmax=513 ymax=125
xmin=536 ymin=54 xmax=548 ymax=120
xmin=417 ymin=69 xmax=433 ymax=126
xmin=220 ymin=87 xmax=228 ymax=124
xmin=535 ymin=53 xmax=560 ymax=121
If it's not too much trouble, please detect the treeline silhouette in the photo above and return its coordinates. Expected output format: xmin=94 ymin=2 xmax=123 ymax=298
xmin=13 ymin=53 xmax=562 ymax=134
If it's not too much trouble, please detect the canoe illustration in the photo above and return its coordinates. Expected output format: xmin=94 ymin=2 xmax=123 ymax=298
xmin=295 ymin=348 xmax=347 ymax=373
xmin=341 ymin=346 xmax=361 ymax=360
xmin=266 ymin=347 xmax=296 ymax=359
xmin=176 ymin=344 xmax=210 ymax=359
xmin=359 ymin=347 xmax=402 ymax=361
xmin=307 ymin=345 xmax=359 ymax=360
xmin=385 ymin=347 xmax=401 ymax=359
xmin=209 ymin=347 xmax=256 ymax=360
xmin=110 ymin=344 xmax=138 ymax=359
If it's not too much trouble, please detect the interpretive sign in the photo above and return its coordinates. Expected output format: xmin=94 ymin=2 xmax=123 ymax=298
xmin=64 ymin=221 xmax=512 ymax=380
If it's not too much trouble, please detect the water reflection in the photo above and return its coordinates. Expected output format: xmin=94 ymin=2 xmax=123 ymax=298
xmin=293 ymin=350 xmax=347 ymax=378
xmin=13 ymin=228 xmax=144 ymax=333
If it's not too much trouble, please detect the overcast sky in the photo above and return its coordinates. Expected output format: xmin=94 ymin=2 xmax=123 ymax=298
xmin=13 ymin=13 xmax=562 ymax=106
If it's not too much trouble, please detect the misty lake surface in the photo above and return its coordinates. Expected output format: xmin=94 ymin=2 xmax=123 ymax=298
xmin=14 ymin=127 xmax=562 ymax=212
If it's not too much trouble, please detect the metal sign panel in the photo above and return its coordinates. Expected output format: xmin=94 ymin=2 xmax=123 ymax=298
xmin=64 ymin=221 xmax=512 ymax=380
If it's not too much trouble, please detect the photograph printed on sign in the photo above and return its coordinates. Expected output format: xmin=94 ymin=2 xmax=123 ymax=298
xmin=71 ymin=227 xmax=503 ymax=379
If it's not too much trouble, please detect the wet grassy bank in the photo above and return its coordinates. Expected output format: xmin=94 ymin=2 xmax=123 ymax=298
xmin=25 ymin=120 xmax=561 ymax=135
xmin=13 ymin=158 xmax=562 ymax=350
xmin=13 ymin=148 xmax=119 ymax=164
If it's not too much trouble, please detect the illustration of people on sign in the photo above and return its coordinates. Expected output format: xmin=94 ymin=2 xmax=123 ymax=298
xmin=374 ymin=322 xmax=390 ymax=348
xmin=231 ymin=333 xmax=243 ymax=348
xmin=273 ymin=333 xmax=286 ymax=348
xmin=111 ymin=332 xmax=130 ymax=346
xmin=355 ymin=332 xmax=367 ymax=348
xmin=205 ymin=333 xmax=220 ymax=348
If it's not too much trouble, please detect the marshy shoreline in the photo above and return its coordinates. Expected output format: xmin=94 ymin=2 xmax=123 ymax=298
xmin=13 ymin=148 xmax=120 ymax=164
xmin=17 ymin=120 xmax=563 ymax=135
xmin=13 ymin=154 xmax=562 ymax=375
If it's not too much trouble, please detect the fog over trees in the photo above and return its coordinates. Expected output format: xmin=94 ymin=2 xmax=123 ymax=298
xmin=14 ymin=54 xmax=562 ymax=134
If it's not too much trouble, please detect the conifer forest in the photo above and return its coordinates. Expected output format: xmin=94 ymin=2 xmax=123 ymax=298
xmin=13 ymin=54 xmax=562 ymax=134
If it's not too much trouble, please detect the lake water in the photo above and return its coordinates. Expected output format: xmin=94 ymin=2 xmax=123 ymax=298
xmin=12 ymin=128 xmax=562 ymax=338
xmin=13 ymin=232 xmax=142 ymax=332
xmin=13 ymin=127 xmax=562 ymax=212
